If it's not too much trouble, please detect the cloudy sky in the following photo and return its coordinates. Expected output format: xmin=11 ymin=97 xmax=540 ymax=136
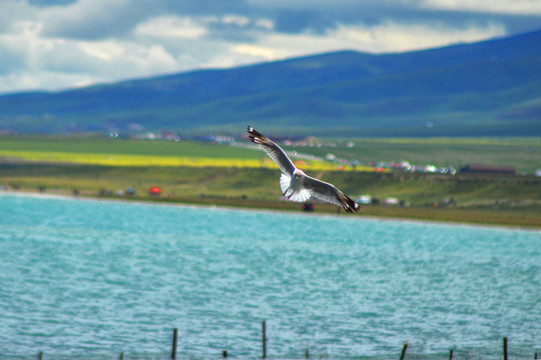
xmin=1 ymin=0 xmax=540 ymax=94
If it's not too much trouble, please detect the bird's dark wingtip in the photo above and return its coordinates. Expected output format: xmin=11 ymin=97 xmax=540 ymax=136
xmin=341 ymin=195 xmax=360 ymax=213
xmin=247 ymin=126 xmax=265 ymax=144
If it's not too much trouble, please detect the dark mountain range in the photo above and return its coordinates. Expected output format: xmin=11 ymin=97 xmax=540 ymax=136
xmin=1 ymin=29 xmax=541 ymax=136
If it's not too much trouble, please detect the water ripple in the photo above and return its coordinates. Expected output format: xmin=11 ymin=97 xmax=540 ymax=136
xmin=0 ymin=194 xmax=539 ymax=359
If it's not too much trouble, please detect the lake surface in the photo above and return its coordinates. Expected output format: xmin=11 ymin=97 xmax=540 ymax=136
xmin=0 ymin=193 xmax=539 ymax=359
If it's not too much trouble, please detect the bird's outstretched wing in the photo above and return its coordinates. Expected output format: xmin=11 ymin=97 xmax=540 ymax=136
xmin=247 ymin=126 xmax=296 ymax=176
xmin=247 ymin=125 xmax=359 ymax=213
xmin=302 ymin=174 xmax=360 ymax=213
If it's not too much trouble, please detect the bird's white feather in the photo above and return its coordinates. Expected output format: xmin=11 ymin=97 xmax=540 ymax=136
xmin=280 ymin=173 xmax=311 ymax=202
xmin=288 ymin=188 xmax=312 ymax=202
xmin=280 ymin=173 xmax=291 ymax=194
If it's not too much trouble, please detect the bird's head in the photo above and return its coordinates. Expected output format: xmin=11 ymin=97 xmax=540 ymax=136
xmin=293 ymin=169 xmax=305 ymax=181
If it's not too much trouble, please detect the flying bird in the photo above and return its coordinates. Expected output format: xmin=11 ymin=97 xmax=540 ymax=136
xmin=247 ymin=126 xmax=360 ymax=213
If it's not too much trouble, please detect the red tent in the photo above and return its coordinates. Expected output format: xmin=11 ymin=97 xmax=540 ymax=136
xmin=148 ymin=186 xmax=162 ymax=196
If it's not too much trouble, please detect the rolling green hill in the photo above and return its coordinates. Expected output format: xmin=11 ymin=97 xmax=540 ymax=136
xmin=1 ymin=29 xmax=540 ymax=136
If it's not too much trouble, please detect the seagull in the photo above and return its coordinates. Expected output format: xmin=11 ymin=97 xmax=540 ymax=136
xmin=247 ymin=126 xmax=360 ymax=213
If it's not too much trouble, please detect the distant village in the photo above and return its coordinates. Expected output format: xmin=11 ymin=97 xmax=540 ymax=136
xmin=113 ymin=129 xmax=528 ymax=177
xmin=101 ymin=129 xmax=541 ymax=210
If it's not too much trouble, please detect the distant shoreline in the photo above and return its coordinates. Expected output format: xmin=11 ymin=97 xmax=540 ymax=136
xmin=3 ymin=189 xmax=540 ymax=231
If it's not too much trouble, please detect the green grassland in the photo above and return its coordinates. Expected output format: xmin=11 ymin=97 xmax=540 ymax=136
xmin=282 ymin=137 xmax=541 ymax=174
xmin=2 ymin=135 xmax=539 ymax=173
xmin=0 ymin=136 xmax=263 ymax=159
xmin=1 ymin=136 xmax=540 ymax=228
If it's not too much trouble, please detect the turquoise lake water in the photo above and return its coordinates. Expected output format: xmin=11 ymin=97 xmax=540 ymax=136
xmin=0 ymin=193 xmax=539 ymax=359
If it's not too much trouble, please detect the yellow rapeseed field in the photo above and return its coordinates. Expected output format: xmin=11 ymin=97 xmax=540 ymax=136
xmin=1 ymin=150 xmax=385 ymax=172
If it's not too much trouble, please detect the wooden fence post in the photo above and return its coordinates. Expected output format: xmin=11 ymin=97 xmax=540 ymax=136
xmin=449 ymin=349 xmax=453 ymax=360
xmin=262 ymin=320 xmax=267 ymax=359
xmin=503 ymin=337 xmax=508 ymax=360
xmin=37 ymin=351 xmax=43 ymax=360
xmin=171 ymin=328 xmax=178 ymax=359
xmin=399 ymin=342 xmax=408 ymax=360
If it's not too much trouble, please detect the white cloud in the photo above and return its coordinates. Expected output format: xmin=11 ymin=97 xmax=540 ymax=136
xmin=0 ymin=15 xmax=181 ymax=92
xmin=232 ymin=44 xmax=283 ymax=60
xmin=77 ymin=40 xmax=126 ymax=61
xmin=1 ymin=21 xmax=62 ymax=71
xmin=421 ymin=0 xmax=541 ymax=15
xmin=39 ymin=0 xmax=135 ymax=38
xmin=331 ymin=21 xmax=507 ymax=53
xmin=223 ymin=21 xmax=506 ymax=67
xmin=134 ymin=16 xmax=207 ymax=39
xmin=126 ymin=44 xmax=178 ymax=71
xmin=255 ymin=19 xmax=274 ymax=30
xmin=221 ymin=14 xmax=251 ymax=27
xmin=0 ymin=68 xmax=101 ymax=93
xmin=201 ymin=14 xmax=267 ymax=29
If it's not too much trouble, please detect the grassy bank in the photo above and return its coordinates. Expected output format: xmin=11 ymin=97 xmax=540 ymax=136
xmin=2 ymin=163 xmax=540 ymax=228
xmin=1 ymin=135 xmax=540 ymax=228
